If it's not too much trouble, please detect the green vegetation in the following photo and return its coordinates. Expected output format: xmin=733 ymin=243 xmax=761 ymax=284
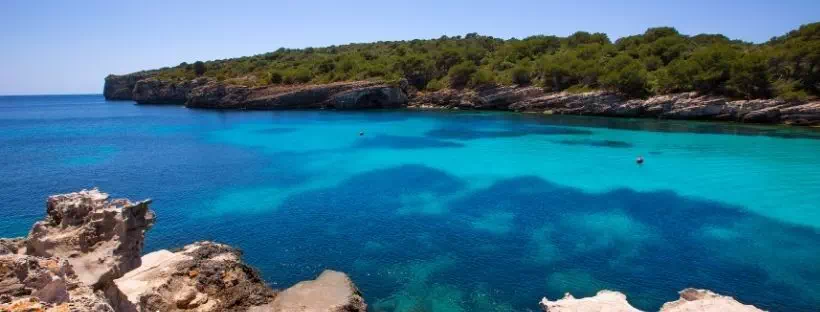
xmin=152 ymin=23 xmax=820 ymax=100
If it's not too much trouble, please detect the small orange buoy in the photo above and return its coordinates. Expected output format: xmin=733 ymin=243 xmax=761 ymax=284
xmin=636 ymin=156 xmax=644 ymax=165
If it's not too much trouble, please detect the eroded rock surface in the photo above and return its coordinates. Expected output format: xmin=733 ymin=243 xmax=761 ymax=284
xmin=540 ymin=288 xmax=765 ymax=312
xmin=659 ymin=288 xmax=764 ymax=312
xmin=414 ymin=88 xmax=820 ymax=126
xmin=252 ymin=270 xmax=366 ymax=312
xmin=187 ymin=80 xmax=407 ymax=110
xmin=540 ymin=290 xmax=641 ymax=312
xmin=0 ymin=254 xmax=114 ymax=312
xmin=132 ymin=78 xmax=210 ymax=104
xmin=25 ymin=189 xmax=155 ymax=288
xmin=104 ymin=72 xmax=156 ymax=101
xmin=109 ymin=241 xmax=276 ymax=312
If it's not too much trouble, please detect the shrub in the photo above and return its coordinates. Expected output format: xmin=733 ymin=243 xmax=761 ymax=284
xmin=470 ymin=68 xmax=496 ymax=87
xmin=425 ymin=78 xmax=446 ymax=91
xmin=193 ymin=61 xmax=206 ymax=76
xmin=447 ymin=62 xmax=477 ymax=88
xmin=269 ymin=71 xmax=283 ymax=84
xmin=510 ymin=65 xmax=532 ymax=85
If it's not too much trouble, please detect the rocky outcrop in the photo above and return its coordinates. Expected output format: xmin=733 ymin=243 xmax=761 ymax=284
xmin=108 ymin=241 xmax=276 ymax=312
xmin=411 ymin=88 xmax=820 ymax=126
xmin=25 ymin=189 xmax=155 ymax=288
xmin=253 ymin=270 xmax=366 ymax=312
xmin=132 ymin=78 xmax=209 ymax=104
xmin=540 ymin=289 xmax=764 ymax=312
xmin=0 ymin=238 xmax=24 ymax=255
xmin=540 ymin=290 xmax=641 ymax=312
xmin=186 ymin=80 xmax=408 ymax=110
xmin=660 ymin=289 xmax=765 ymax=312
xmin=104 ymin=72 xmax=155 ymax=101
xmin=2 ymin=189 xmax=367 ymax=312
xmin=0 ymin=254 xmax=115 ymax=311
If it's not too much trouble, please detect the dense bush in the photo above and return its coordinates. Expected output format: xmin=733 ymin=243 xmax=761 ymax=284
xmin=447 ymin=62 xmax=477 ymax=88
xmin=193 ymin=61 xmax=206 ymax=76
xmin=149 ymin=23 xmax=820 ymax=100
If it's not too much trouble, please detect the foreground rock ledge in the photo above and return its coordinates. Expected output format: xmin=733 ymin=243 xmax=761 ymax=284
xmin=540 ymin=288 xmax=765 ymax=312
xmin=1 ymin=189 xmax=367 ymax=312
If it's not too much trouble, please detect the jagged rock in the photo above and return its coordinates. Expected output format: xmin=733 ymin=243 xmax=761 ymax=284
xmin=108 ymin=241 xmax=276 ymax=312
xmin=540 ymin=288 xmax=765 ymax=312
xmin=132 ymin=78 xmax=210 ymax=104
xmin=187 ymin=80 xmax=407 ymax=110
xmin=0 ymin=254 xmax=114 ymax=312
xmin=659 ymin=288 xmax=764 ymax=312
xmin=25 ymin=189 xmax=155 ymax=288
xmin=540 ymin=290 xmax=641 ymax=312
xmin=0 ymin=238 xmax=24 ymax=255
xmin=103 ymin=72 xmax=155 ymax=100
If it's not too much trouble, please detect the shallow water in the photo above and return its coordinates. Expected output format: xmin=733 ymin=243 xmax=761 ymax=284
xmin=1 ymin=95 xmax=819 ymax=311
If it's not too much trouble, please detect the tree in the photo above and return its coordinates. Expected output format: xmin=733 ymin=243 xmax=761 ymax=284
xmin=728 ymin=51 xmax=771 ymax=99
xmin=448 ymin=62 xmax=477 ymax=88
xmin=510 ymin=65 xmax=532 ymax=85
xmin=600 ymin=54 xmax=648 ymax=97
xmin=193 ymin=61 xmax=206 ymax=76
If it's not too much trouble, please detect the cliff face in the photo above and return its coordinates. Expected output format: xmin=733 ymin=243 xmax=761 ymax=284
xmin=0 ymin=189 xmax=367 ymax=312
xmin=103 ymin=74 xmax=819 ymax=126
xmin=413 ymin=87 xmax=820 ymax=126
xmin=182 ymin=79 xmax=407 ymax=110
xmin=103 ymin=72 xmax=155 ymax=100
xmin=132 ymin=78 xmax=209 ymax=104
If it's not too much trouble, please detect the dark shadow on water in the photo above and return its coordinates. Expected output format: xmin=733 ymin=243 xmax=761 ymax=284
xmin=353 ymin=135 xmax=464 ymax=149
xmin=514 ymin=114 xmax=820 ymax=140
xmin=255 ymin=127 xmax=298 ymax=134
xmin=187 ymin=164 xmax=820 ymax=312
xmin=553 ymin=139 xmax=633 ymax=148
xmin=425 ymin=125 xmax=592 ymax=140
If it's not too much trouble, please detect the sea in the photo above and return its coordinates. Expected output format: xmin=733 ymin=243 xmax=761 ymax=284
xmin=1 ymin=94 xmax=819 ymax=311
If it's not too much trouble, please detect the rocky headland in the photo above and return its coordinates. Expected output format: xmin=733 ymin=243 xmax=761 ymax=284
xmin=103 ymin=73 xmax=820 ymax=126
xmin=2 ymin=189 xmax=770 ymax=311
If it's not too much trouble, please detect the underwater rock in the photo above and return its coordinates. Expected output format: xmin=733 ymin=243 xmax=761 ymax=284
xmin=25 ymin=189 xmax=155 ymax=288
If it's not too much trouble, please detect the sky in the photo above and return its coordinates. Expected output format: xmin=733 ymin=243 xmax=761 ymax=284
xmin=1 ymin=0 xmax=818 ymax=95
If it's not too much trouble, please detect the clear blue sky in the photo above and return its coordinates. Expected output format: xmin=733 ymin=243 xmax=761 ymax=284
xmin=2 ymin=0 xmax=818 ymax=95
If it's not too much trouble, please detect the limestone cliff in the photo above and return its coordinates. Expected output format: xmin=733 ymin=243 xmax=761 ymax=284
xmin=103 ymin=72 xmax=155 ymax=101
xmin=413 ymin=87 xmax=820 ymax=126
xmin=103 ymin=74 xmax=819 ymax=126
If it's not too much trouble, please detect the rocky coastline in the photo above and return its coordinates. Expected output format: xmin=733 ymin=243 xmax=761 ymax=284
xmin=104 ymin=73 xmax=820 ymax=126
xmin=2 ymin=189 xmax=768 ymax=311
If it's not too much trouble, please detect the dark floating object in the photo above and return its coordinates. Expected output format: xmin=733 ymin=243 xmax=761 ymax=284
xmin=359 ymin=131 xmax=364 ymax=136
xmin=636 ymin=156 xmax=645 ymax=165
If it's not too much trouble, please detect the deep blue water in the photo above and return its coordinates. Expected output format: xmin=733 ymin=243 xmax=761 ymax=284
xmin=1 ymin=95 xmax=819 ymax=311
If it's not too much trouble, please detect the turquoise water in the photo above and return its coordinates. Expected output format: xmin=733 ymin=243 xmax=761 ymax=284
xmin=1 ymin=95 xmax=819 ymax=311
